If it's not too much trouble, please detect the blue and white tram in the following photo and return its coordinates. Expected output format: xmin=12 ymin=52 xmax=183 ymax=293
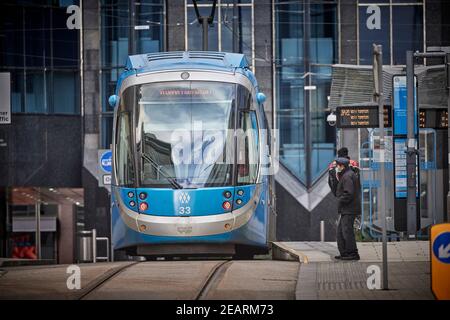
xmin=109 ymin=51 xmax=272 ymax=258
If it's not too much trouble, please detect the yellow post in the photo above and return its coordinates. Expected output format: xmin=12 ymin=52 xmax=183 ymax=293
xmin=431 ymin=223 xmax=450 ymax=300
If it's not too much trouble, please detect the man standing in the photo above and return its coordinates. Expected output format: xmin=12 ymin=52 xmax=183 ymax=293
xmin=334 ymin=157 xmax=361 ymax=261
xmin=328 ymin=147 xmax=360 ymax=196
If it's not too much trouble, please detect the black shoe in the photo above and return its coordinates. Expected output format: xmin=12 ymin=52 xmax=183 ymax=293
xmin=334 ymin=255 xmax=343 ymax=260
xmin=341 ymin=254 xmax=360 ymax=261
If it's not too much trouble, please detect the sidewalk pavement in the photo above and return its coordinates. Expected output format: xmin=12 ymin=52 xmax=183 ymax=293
xmin=0 ymin=258 xmax=55 ymax=267
xmin=275 ymin=241 xmax=434 ymax=300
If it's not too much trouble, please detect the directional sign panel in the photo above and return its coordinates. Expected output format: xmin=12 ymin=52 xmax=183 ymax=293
xmin=99 ymin=150 xmax=112 ymax=173
xmin=98 ymin=149 xmax=112 ymax=189
xmin=431 ymin=223 xmax=450 ymax=300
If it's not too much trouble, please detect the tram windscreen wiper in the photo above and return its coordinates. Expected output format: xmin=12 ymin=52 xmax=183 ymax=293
xmin=141 ymin=153 xmax=183 ymax=189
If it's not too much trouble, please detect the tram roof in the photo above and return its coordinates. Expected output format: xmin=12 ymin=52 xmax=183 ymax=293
xmin=124 ymin=51 xmax=257 ymax=86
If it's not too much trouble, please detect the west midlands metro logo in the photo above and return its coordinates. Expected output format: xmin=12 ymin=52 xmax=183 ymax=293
xmin=433 ymin=232 xmax=450 ymax=264
xmin=179 ymin=192 xmax=191 ymax=204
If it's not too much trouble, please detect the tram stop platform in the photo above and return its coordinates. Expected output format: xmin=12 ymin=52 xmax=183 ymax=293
xmin=273 ymin=241 xmax=434 ymax=300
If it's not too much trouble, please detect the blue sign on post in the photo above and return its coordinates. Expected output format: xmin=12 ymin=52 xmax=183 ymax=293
xmin=393 ymin=75 xmax=417 ymax=136
xmin=98 ymin=149 xmax=112 ymax=188
xmin=392 ymin=75 xmax=419 ymax=199
xmin=100 ymin=151 xmax=112 ymax=173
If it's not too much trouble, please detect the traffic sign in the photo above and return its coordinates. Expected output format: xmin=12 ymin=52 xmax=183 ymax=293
xmin=431 ymin=223 xmax=450 ymax=300
xmin=98 ymin=149 xmax=112 ymax=190
xmin=100 ymin=150 xmax=112 ymax=173
xmin=103 ymin=174 xmax=111 ymax=185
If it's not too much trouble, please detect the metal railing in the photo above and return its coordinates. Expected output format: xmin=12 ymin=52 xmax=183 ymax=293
xmin=77 ymin=229 xmax=110 ymax=263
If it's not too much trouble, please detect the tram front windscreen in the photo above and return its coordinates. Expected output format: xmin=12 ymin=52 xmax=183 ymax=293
xmin=137 ymin=81 xmax=237 ymax=189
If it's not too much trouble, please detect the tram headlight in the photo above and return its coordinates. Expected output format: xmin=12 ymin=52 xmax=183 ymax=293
xmin=139 ymin=192 xmax=147 ymax=200
xmin=222 ymin=201 xmax=231 ymax=211
xmin=139 ymin=202 xmax=149 ymax=211
xmin=223 ymin=191 xmax=232 ymax=199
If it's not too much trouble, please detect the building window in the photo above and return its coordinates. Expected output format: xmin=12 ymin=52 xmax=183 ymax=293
xmin=100 ymin=0 xmax=165 ymax=149
xmin=185 ymin=0 xmax=254 ymax=68
xmin=274 ymin=0 xmax=338 ymax=186
xmin=358 ymin=1 xmax=424 ymax=65
xmin=0 ymin=1 xmax=80 ymax=114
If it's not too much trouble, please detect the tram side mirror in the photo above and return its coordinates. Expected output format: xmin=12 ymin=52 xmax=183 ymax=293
xmin=256 ymin=92 xmax=266 ymax=105
xmin=108 ymin=94 xmax=119 ymax=108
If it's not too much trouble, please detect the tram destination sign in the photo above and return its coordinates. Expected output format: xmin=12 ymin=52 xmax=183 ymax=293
xmin=336 ymin=105 xmax=392 ymax=129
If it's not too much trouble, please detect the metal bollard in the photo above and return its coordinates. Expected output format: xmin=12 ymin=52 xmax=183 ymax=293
xmin=77 ymin=229 xmax=109 ymax=263
xmin=320 ymin=220 xmax=325 ymax=242
xmin=77 ymin=230 xmax=95 ymax=263
xmin=92 ymin=228 xmax=97 ymax=263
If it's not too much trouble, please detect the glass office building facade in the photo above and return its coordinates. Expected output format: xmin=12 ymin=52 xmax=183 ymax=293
xmin=100 ymin=0 xmax=166 ymax=148
xmin=273 ymin=0 xmax=424 ymax=187
xmin=186 ymin=0 xmax=254 ymax=67
xmin=274 ymin=0 xmax=338 ymax=186
xmin=0 ymin=0 xmax=80 ymax=115
xmin=358 ymin=0 xmax=424 ymax=65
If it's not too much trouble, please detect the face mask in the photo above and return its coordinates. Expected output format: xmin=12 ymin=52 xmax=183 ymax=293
xmin=336 ymin=166 xmax=343 ymax=173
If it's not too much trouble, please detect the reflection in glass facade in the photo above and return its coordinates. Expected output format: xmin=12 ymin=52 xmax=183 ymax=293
xmin=0 ymin=1 xmax=80 ymax=114
xmin=186 ymin=0 xmax=254 ymax=67
xmin=358 ymin=1 xmax=424 ymax=65
xmin=100 ymin=0 xmax=165 ymax=148
xmin=275 ymin=0 xmax=337 ymax=186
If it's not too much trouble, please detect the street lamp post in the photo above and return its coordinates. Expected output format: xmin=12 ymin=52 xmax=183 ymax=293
xmin=406 ymin=51 xmax=417 ymax=239
xmin=373 ymin=44 xmax=388 ymax=290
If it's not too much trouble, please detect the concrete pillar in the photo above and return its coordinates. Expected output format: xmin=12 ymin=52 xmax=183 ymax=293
xmin=57 ymin=203 xmax=76 ymax=264
xmin=81 ymin=0 xmax=111 ymax=238
xmin=425 ymin=0 xmax=442 ymax=48
xmin=167 ymin=0 xmax=185 ymax=51
xmin=254 ymin=0 xmax=273 ymax=128
xmin=339 ymin=0 xmax=357 ymax=65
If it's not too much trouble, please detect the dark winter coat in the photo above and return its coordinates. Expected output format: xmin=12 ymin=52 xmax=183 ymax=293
xmin=328 ymin=159 xmax=360 ymax=197
xmin=335 ymin=167 xmax=361 ymax=215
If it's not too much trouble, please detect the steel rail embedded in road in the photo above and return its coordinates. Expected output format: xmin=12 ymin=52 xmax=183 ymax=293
xmin=195 ymin=260 xmax=233 ymax=300
xmin=76 ymin=261 xmax=141 ymax=300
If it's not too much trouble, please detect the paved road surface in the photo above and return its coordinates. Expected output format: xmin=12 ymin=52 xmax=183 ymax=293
xmin=0 ymin=260 xmax=299 ymax=300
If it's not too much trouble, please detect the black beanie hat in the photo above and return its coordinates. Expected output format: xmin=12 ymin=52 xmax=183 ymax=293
xmin=337 ymin=147 xmax=349 ymax=158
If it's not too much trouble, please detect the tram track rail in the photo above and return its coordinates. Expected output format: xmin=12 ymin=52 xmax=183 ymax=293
xmin=76 ymin=261 xmax=141 ymax=300
xmin=75 ymin=259 xmax=233 ymax=300
xmin=195 ymin=260 xmax=232 ymax=300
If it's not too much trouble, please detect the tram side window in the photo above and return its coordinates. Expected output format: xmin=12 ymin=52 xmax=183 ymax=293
xmin=237 ymin=110 xmax=259 ymax=185
xmin=116 ymin=111 xmax=135 ymax=186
